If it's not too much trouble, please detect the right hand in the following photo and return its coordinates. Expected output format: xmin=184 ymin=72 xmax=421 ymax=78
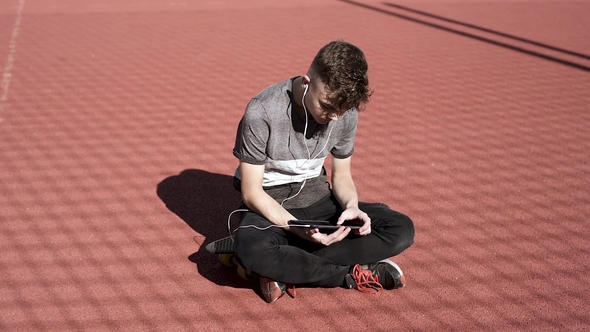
xmin=289 ymin=225 xmax=351 ymax=246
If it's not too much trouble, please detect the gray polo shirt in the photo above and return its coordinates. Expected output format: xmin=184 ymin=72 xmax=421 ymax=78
xmin=233 ymin=77 xmax=357 ymax=209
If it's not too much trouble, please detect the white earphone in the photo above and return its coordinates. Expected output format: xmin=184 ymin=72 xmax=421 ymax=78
xmin=280 ymin=80 xmax=335 ymax=206
xmin=302 ymin=83 xmax=311 ymax=159
xmin=301 ymin=81 xmax=335 ymax=161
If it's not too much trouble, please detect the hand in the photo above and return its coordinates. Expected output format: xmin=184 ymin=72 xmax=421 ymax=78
xmin=337 ymin=207 xmax=371 ymax=236
xmin=289 ymin=225 xmax=351 ymax=246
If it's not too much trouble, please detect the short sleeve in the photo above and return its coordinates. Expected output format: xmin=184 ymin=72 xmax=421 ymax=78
xmin=330 ymin=110 xmax=357 ymax=159
xmin=233 ymin=98 xmax=270 ymax=165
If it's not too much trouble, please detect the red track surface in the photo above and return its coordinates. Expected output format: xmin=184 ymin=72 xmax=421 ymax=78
xmin=1 ymin=0 xmax=589 ymax=331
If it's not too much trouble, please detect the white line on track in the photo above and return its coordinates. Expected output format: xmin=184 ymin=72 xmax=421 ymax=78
xmin=1 ymin=0 xmax=26 ymax=103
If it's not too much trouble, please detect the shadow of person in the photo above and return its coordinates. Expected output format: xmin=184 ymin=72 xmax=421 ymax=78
xmin=156 ymin=169 xmax=251 ymax=288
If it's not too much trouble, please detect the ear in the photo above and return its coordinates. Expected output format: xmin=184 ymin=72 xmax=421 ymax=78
xmin=301 ymin=75 xmax=311 ymax=88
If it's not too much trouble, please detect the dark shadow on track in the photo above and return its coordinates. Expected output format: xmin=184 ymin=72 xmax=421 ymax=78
xmin=338 ymin=0 xmax=590 ymax=72
xmin=157 ymin=169 xmax=252 ymax=289
xmin=383 ymin=2 xmax=590 ymax=61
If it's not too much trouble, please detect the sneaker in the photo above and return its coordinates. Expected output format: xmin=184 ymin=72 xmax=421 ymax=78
xmin=366 ymin=259 xmax=406 ymax=290
xmin=259 ymin=277 xmax=286 ymax=303
xmin=345 ymin=259 xmax=405 ymax=294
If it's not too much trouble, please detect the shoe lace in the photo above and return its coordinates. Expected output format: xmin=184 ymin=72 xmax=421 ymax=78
xmin=286 ymin=284 xmax=297 ymax=298
xmin=352 ymin=264 xmax=383 ymax=294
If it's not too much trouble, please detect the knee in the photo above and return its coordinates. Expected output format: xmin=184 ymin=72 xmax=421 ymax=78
xmin=233 ymin=230 xmax=280 ymax=272
xmin=234 ymin=240 xmax=264 ymax=270
xmin=234 ymin=230 xmax=262 ymax=261
xmin=373 ymin=210 xmax=415 ymax=255
xmin=367 ymin=204 xmax=415 ymax=246
xmin=397 ymin=214 xmax=415 ymax=250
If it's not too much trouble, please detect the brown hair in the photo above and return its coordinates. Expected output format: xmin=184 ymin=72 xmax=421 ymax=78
xmin=309 ymin=40 xmax=372 ymax=112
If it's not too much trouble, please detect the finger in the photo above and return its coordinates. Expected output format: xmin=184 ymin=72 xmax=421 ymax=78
xmin=310 ymin=232 xmax=326 ymax=244
xmin=326 ymin=227 xmax=351 ymax=244
xmin=306 ymin=228 xmax=321 ymax=239
xmin=322 ymin=229 xmax=341 ymax=245
xmin=332 ymin=226 xmax=349 ymax=236
xmin=358 ymin=225 xmax=371 ymax=236
xmin=309 ymin=228 xmax=320 ymax=234
xmin=359 ymin=222 xmax=370 ymax=235
xmin=337 ymin=211 xmax=353 ymax=224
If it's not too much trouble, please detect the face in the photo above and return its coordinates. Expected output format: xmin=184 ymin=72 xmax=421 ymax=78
xmin=302 ymin=78 xmax=347 ymax=125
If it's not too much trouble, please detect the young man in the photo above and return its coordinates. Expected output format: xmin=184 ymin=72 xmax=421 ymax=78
xmin=232 ymin=40 xmax=414 ymax=303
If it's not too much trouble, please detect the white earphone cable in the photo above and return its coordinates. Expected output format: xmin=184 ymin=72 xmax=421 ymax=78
xmin=227 ymin=81 xmax=338 ymax=236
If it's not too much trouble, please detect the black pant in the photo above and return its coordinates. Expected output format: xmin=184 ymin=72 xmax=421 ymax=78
xmin=234 ymin=194 xmax=415 ymax=287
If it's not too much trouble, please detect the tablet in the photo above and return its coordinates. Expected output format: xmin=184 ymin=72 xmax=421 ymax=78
xmin=288 ymin=220 xmax=362 ymax=230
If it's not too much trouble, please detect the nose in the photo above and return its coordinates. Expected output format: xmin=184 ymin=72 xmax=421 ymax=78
xmin=327 ymin=112 xmax=339 ymax=121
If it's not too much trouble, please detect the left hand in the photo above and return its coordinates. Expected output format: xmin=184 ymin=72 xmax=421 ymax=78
xmin=337 ymin=207 xmax=371 ymax=236
xmin=289 ymin=224 xmax=351 ymax=246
